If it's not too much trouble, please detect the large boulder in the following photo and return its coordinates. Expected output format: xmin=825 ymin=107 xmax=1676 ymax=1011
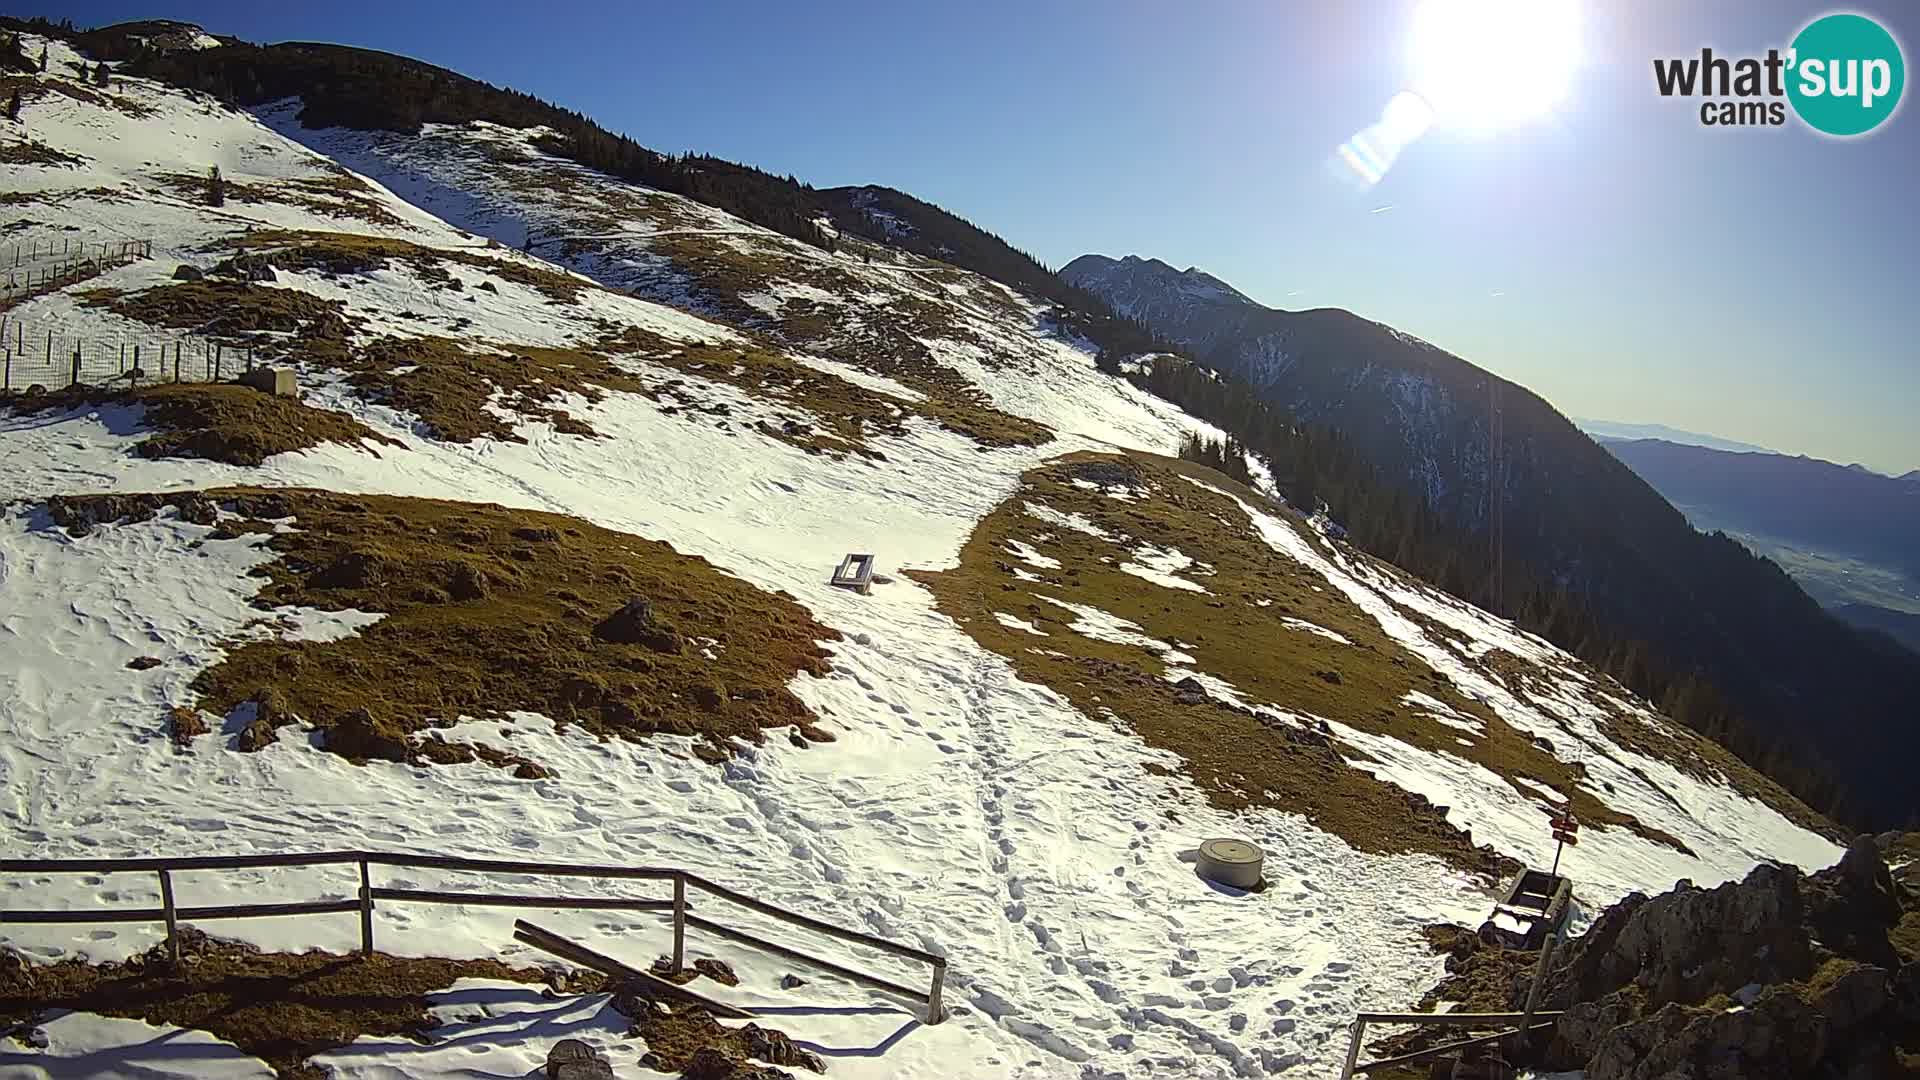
xmin=1547 ymin=863 xmax=1813 ymax=1013
xmin=1532 ymin=832 xmax=1918 ymax=1078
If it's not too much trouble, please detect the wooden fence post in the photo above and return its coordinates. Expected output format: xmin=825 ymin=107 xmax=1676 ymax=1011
xmin=1338 ymin=1018 xmax=1366 ymax=1080
xmin=4 ymin=350 xmax=11 ymax=392
xmin=671 ymin=873 xmax=686 ymax=972
xmin=158 ymin=869 xmax=181 ymax=968
xmin=1519 ymin=927 xmax=1560 ymax=1050
xmin=358 ymin=859 xmax=375 ymax=957
xmin=927 ymin=958 xmax=946 ymax=1024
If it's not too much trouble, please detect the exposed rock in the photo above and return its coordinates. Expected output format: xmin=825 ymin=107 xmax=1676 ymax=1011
xmin=235 ymin=715 xmax=277 ymax=752
xmin=127 ymin=656 xmax=163 ymax=670
xmin=448 ymin=562 xmax=489 ymax=601
xmin=594 ymin=597 xmax=682 ymax=654
xmin=310 ymin=550 xmax=388 ymax=590
xmin=694 ymin=958 xmax=739 ymax=986
xmin=1171 ymin=676 xmax=1209 ymax=705
xmin=46 ymin=492 xmax=219 ymax=535
xmin=780 ymin=973 xmax=807 ymax=990
xmin=167 ymin=705 xmax=208 ymax=748
xmin=171 ymin=263 xmax=204 ymax=281
xmin=1520 ymin=833 xmax=1919 ymax=1078
xmin=325 ymin=706 xmax=410 ymax=763
xmin=546 ymin=1038 xmax=612 ymax=1080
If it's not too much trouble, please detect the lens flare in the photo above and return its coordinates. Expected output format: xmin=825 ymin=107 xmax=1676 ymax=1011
xmin=1334 ymin=91 xmax=1434 ymax=188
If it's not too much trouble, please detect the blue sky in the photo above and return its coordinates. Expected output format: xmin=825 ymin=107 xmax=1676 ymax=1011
xmin=29 ymin=1 xmax=1920 ymax=473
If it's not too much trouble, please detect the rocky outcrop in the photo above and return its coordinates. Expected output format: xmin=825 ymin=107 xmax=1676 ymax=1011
xmin=1525 ymin=833 xmax=1918 ymax=1079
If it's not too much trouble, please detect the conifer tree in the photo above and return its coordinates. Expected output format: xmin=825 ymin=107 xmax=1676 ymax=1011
xmin=6 ymin=89 xmax=20 ymax=123
xmin=208 ymin=164 xmax=225 ymax=207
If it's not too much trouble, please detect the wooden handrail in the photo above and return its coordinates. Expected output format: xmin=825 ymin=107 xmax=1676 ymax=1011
xmin=1 ymin=849 xmax=949 ymax=1024
xmin=685 ymin=913 xmax=932 ymax=1005
xmin=681 ymin=871 xmax=945 ymax=966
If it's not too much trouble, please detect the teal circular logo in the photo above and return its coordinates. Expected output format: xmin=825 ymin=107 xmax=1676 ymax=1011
xmin=1787 ymin=13 xmax=1905 ymax=136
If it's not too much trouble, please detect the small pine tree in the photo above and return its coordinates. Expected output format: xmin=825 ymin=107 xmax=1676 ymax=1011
xmin=208 ymin=164 xmax=225 ymax=207
xmin=94 ymin=62 xmax=110 ymax=88
xmin=37 ymin=46 xmax=47 ymax=72
xmin=6 ymin=89 xmax=20 ymax=123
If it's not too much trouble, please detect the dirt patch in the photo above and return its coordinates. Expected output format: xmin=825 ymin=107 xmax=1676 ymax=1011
xmin=37 ymin=488 xmax=840 ymax=771
xmin=622 ymin=1000 xmax=824 ymax=1079
xmin=2 ymin=383 xmax=400 ymax=466
xmin=0 ymin=139 xmax=86 ymax=167
xmin=0 ymin=929 xmax=564 ymax=1079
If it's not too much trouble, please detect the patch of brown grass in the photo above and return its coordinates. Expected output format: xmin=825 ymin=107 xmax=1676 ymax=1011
xmin=914 ymin=451 xmax=1699 ymax=875
xmin=913 ymin=452 xmax=1518 ymax=876
xmin=81 ymin=280 xmax=356 ymax=343
xmin=231 ymin=230 xmax=590 ymax=305
xmin=625 ymin=1003 xmax=824 ymax=1078
xmin=40 ymin=488 xmax=840 ymax=771
xmin=153 ymin=172 xmax=407 ymax=228
xmin=0 ymin=185 xmax=124 ymax=209
xmin=0 ymin=930 xmax=561 ymax=1079
xmin=3 ymin=383 xmax=400 ymax=465
xmin=0 ymin=139 xmax=86 ymax=167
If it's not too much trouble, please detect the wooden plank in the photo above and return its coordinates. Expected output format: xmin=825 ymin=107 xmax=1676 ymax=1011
xmin=683 ymin=913 xmax=931 ymax=1004
xmin=1354 ymin=1011 xmax=1563 ymax=1026
xmin=362 ymin=851 xmax=679 ymax=882
xmin=370 ymin=887 xmax=676 ymax=911
xmin=5 ymin=898 xmax=363 ymax=924
xmin=1355 ymin=1022 xmax=1555 ymax=1072
xmin=176 ymin=898 xmax=362 ymax=921
xmin=681 ymin=873 xmax=942 ymax=965
xmin=511 ymin=919 xmax=755 ymax=1020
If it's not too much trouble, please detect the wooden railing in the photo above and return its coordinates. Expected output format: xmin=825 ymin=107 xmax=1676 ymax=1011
xmin=1 ymin=849 xmax=947 ymax=1023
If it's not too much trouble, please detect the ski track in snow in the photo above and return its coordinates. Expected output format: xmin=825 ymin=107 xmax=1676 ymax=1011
xmin=0 ymin=32 xmax=1839 ymax=1079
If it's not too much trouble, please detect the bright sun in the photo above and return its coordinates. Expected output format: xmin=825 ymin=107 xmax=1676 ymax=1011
xmin=1408 ymin=0 xmax=1581 ymax=132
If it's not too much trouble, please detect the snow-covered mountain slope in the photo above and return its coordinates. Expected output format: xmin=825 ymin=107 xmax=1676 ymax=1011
xmin=0 ymin=32 xmax=1844 ymax=1079
xmin=1063 ymin=250 xmax=1920 ymax=834
xmin=1059 ymin=254 xmax=1261 ymax=359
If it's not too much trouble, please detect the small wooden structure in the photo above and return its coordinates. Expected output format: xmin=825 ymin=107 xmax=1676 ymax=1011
xmin=1483 ymin=867 xmax=1573 ymax=948
xmin=831 ymin=553 xmax=876 ymax=595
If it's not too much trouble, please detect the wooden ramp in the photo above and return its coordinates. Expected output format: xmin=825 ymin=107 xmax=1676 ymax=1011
xmin=513 ymin=918 xmax=755 ymax=1019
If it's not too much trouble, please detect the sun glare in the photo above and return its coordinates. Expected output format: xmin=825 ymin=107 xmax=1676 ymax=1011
xmin=1409 ymin=0 xmax=1581 ymax=132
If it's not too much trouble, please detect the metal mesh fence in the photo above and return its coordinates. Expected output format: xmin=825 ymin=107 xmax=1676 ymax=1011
xmin=1 ymin=317 xmax=263 ymax=393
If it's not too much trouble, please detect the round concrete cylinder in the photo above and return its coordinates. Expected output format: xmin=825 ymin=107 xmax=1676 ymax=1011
xmin=1197 ymin=838 xmax=1264 ymax=889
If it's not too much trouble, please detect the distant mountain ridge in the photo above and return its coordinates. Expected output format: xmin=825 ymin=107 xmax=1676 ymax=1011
xmin=1577 ymin=419 xmax=1776 ymax=456
xmin=1063 ymin=250 xmax=1920 ymax=828
xmin=1599 ymin=438 xmax=1920 ymax=581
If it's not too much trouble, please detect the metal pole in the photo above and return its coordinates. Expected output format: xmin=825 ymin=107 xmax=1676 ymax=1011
xmin=1339 ymin=1018 xmax=1367 ymax=1080
xmin=159 ymin=869 xmax=181 ymax=967
xmin=1549 ymin=836 xmax=1564 ymax=878
xmin=358 ymin=859 xmax=375 ymax=956
xmin=671 ymin=872 xmax=686 ymax=971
